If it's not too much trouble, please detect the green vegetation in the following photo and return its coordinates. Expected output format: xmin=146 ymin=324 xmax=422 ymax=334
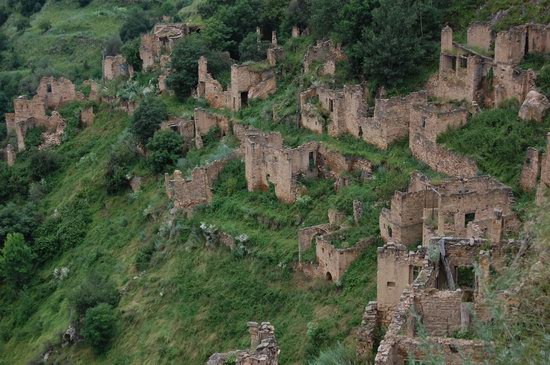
xmin=146 ymin=130 xmax=185 ymax=173
xmin=130 ymin=96 xmax=168 ymax=145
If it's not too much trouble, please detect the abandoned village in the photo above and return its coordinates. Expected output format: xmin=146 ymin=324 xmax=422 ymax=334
xmin=0 ymin=1 xmax=549 ymax=364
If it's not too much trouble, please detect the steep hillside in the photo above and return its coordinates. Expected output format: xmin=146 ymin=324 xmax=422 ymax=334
xmin=0 ymin=1 xmax=549 ymax=364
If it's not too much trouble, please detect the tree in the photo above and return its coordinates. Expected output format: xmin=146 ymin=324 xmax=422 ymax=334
xmin=119 ymin=8 xmax=151 ymax=42
xmin=82 ymin=303 xmax=117 ymax=353
xmin=238 ymin=32 xmax=270 ymax=61
xmin=146 ymin=130 xmax=184 ymax=173
xmin=29 ymin=150 xmax=63 ymax=181
xmin=361 ymin=0 xmax=436 ymax=88
xmin=121 ymin=37 xmax=142 ymax=72
xmin=0 ymin=233 xmax=34 ymax=287
xmin=167 ymin=34 xmax=231 ymax=99
xmin=105 ymin=134 xmax=138 ymax=193
xmin=130 ymin=97 xmax=168 ymax=145
xmin=103 ymin=36 xmax=123 ymax=57
xmin=70 ymin=273 xmax=120 ymax=317
xmin=0 ymin=202 xmax=40 ymax=245
xmin=308 ymin=0 xmax=341 ymax=38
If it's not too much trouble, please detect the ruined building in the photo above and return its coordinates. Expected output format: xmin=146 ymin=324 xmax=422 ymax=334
xmin=303 ymin=39 xmax=347 ymax=76
xmin=437 ymin=23 xmax=549 ymax=107
xmin=102 ymin=55 xmax=133 ymax=81
xmin=164 ymin=154 xmax=236 ymax=215
xmin=409 ymin=101 xmax=478 ymax=177
xmin=379 ymin=172 xmax=518 ymax=247
xmin=357 ymin=235 xmax=520 ymax=364
xmin=140 ymin=23 xmax=199 ymax=71
xmin=299 ymin=85 xmax=427 ymax=149
xmin=298 ymin=209 xmax=370 ymax=282
xmin=4 ymin=77 xmax=80 ymax=151
xmin=197 ymin=56 xmax=277 ymax=111
xmin=243 ymin=130 xmax=373 ymax=203
xmin=207 ymin=322 xmax=278 ymax=365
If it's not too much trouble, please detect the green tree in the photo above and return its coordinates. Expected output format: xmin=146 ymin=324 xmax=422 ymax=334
xmin=0 ymin=233 xmax=34 ymax=287
xmin=0 ymin=202 xmax=40 ymax=245
xmin=82 ymin=303 xmax=117 ymax=353
xmin=238 ymin=32 xmax=270 ymax=61
xmin=29 ymin=150 xmax=63 ymax=181
xmin=130 ymin=97 xmax=168 ymax=145
xmin=121 ymin=37 xmax=142 ymax=72
xmin=119 ymin=8 xmax=151 ymax=42
xmin=308 ymin=0 xmax=341 ymax=38
xmin=146 ymin=130 xmax=184 ymax=173
xmin=362 ymin=0 xmax=435 ymax=88
xmin=70 ymin=273 xmax=120 ymax=317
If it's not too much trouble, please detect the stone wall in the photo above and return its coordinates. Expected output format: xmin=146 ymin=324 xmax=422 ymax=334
xmin=197 ymin=56 xmax=229 ymax=109
xmin=519 ymin=147 xmax=541 ymax=191
xmin=230 ymin=64 xmax=277 ymax=111
xmin=493 ymin=64 xmax=535 ymax=106
xmin=409 ymin=103 xmax=469 ymax=142
xmin=193 ymin=108 xmax=230 ymax=148
xmin=467 ymin=22 xmax=493 ymax=51
xmin=2 ymin=144 xmax=16 ymax=166
xmin=207 ymin=322 xmax=278 ymax=365
xmin=315 ymin=235 xmax=368 ymax=282
xmin=139 ymin=23 xmax=196 ymax=71
xmin=36 ymin=76 xmax=78 ymax=109
xmin=536 ymin=133 xmax=550 ymax=205
xmin=303 ymin=39 xmax=347 ymax=76
xmin=164 ymin=155 xmax=235 ymax=214
xmin=103 ymin=55 xmax=133 ymax=81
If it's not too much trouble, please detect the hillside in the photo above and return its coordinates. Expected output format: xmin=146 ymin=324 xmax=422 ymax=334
xmin=0 ymin=1 xmax=549 ymax=365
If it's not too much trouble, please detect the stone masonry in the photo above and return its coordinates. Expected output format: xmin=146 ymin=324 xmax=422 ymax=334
xmin=379 ymin=172 xmax=518 ymax=246
xmin=207 ymin=322 xmax=278 ymax=365
xmin=164 ymin=154 xmax=236 ymax=215
xmin=303 ymin=39 xmax=347 ymax=76
xmin=103 ymin=55 xmax=133 ymax=81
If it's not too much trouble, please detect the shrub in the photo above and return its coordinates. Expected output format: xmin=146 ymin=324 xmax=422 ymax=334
xmin=38 ymin=19 xmax=51 ymax=33
xmin=104 ymin=36 xmax=123 ymax=57
xmin=20 ymin=0 xmax=46 ymax=16
xmin=105 ymin=134 xmax=139 ymax=193
xmin=130 ymin=97 xmax=168 ymax=145
xmin=121 ymin=37 xmax=142 ymax=72
xmin=238 ymin=32 xmax=270 ymax=61
xmin=167 ymin=34 xmax=232 ymax=99
xmin=29 ymin=150 xmax=63 ymax=181
xmin=119 ymin=8 xmax=152 ymax=42
xmin=0 ymin=233 xmax=34 ymax=288
xmin=70 ymin=273 xmax=120 ymax=317
xmin=82 ymin=303 xmax=117 ymax=353
xmin=538 ymin=64 xmax=550 ymax=96
xmin=0 ymin=202 xmax=40 ymax=245
xmin=24 ymin=126 xmax=45 ymax=148
xmin=146 ymin=130 xmax=184 ymax=173
xmin=308 ymin=343 xmax=358 ymax=365
xmin=78 ymin=0 xmax=92 ymax=7
xmin=15 ymin=16 xmax=30 ymax=32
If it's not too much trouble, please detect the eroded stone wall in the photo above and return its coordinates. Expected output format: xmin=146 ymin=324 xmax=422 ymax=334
xmin=103 ymin=55 xmax=133 ymax=81
xmin=303 ymin=40 xmax=347 ymax=76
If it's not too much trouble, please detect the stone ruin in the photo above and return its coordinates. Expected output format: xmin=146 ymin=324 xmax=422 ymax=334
xmin=1 ymin=144 xmax=16 ymax=166
xmin=243 ymin=129 xmax=373 ymax=203
xmin=207 ymin=322 xmax=278 ymax=365
xmin=4 ymin=76 xmax=81 ymax=151
xmin=197 ymin=56 xmax=277 ymax=111
xmin=437 ymin=23 xmax=549 ymax=107
xmin=357 ymin=236 xmax=521 ymax=364
xmin=519 ymin=133 xmax=550 ymax=204
xmin=297 ymin=209 xmax=370 ymax=282
xmin=409 ymin=101 xmax=478 ymax=177
xmin=164 ymin=153 xmax=236 ymax=215
xmin=140 ymin=23 xmax=199 ymax=71
xmin=303 ymin=39 xmax=347 ymax=76
xmin=300 ymin=85 xmax=427 ymax=149
xmin=379 ymin=171 xmax=519 ymax=247
xmin=266 ymin=31 xmax=284 ymax=67
xmin=518 ymin=89 xmax=550 ymax=122
xmin=193 ymin=108 xmax=230 ymax=149
xmin=102 ymin=55 xmax=134 ymax=81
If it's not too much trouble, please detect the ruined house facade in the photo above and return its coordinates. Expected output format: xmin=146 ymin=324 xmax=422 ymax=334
xmin=303 ymin=39 xmax=347 ymax=76
xmin=243 ymin=130 xmax=373 ymax=203
xmin=357 ymin=236 xmax=517 ymax=364
xmin=207 ymin=322 xmax=278 ymax=365
xmin=4 ymin=77 xmax=80 ymax=151
xmin=197 ymin=57 xmax=277 ymax=111
xmin=140 ymin=23 xmax=199 ymax=71
xmin=103 ymin=55 xmax=133 ymax=81
xmin=379 ymin=172 xmax=518 ymax=247
xmin=299 ymin=86 xmax=427 ymax=149
xmin=437 ymin=23 xmax=549 ymax=107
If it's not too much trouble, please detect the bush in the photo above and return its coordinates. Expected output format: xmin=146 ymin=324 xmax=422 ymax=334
xmin=146 ymin=130 xmax=184 ymax=173
xmin=105 ymin=134 xmax=139 ymax=193
xmin=29 ymin=150 xmax=63 ymax=181
xmin=120 ymin=8 xmax=152 ymax=42
xmin=20 ymin=0 xmax=46 ymax=16
xmin=238 ymin=32 xmax=270 ymax=61
xmin=15 ymin=16 xmax=30 ymax=32
xmin=103 ymin=36 xmax=123 ymax=57
xmin=0 ymin=202 xmax=40 ymax=245
xmin=70 ymin=274 xmax=120 ymax=317
xmin=167 ymin=34 xmax=232 ymax=99
xmin=121 ymin=37 xmax=142 ymax=72
xmin=82 ymin=303 xmax=117 ymax=353
xmin=130 ymin=97 xmax=168 ymax=145
xmin=38 ymin=19 xmax=51 ymax=33
xmin=308 ymin=343 xmax=358 ymax=365
xmin=78 ymin=0 xmax=92 ymax=7
xmin=24 ymin=126 xmax=45 ymax=148
xmin=0 ymin=233 xmax=34 ymax=288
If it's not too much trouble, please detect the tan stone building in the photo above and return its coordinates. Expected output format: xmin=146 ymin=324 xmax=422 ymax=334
xmin=102 ymin=55 xmax=134 ymax=81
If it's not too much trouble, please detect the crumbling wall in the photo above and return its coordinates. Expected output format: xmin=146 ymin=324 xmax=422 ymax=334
xmin=520 ymin=147 xmax=541 ymax=191
xmin=467 ymin=22 xmax=493 ymax=51
xmin=2 ymin=144 xmax=16 ymax=166
xmin=315 ymin=235 xmax=367 ymax=282
xmin=194 ymin=108 xmax=230 ymax=137
xmin=165 ymin=155 xmax=235 ymax=214
xmin=409 ymin=103 xmax=469 ymax=143
xmin=197 ymin=56 xmax=229 ymax=109
xmin=494 ymin=26 xmax=527 ymax=65
xmin=493 ymin=64 xmax=535 ymax=106
xmin=36 ymin=76 xmax=77 ymax=109
xmin=537 ymin=133 xmax=550 ymax=204
xmin=414 ymin=289 xmax=465 ymax=336
xmin=230 ymin=64 xmax=277 ymax=111
xmin=207 ymin=322 xmax=278 ymax=365
xmin=303 ymin=39 xmax=347 ymax=76
xmin=103 ymin=55 xmax=133 ymax=81
xmin=80 ymin=107 xmax=94 ymax=127
xmin=140 ymin=23 xmax=195 ymax=71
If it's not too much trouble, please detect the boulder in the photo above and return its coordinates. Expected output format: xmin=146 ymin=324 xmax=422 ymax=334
xmin=519 ymin=90 xmax=550 ymax=122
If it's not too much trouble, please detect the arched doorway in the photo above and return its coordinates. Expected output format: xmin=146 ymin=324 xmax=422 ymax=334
xmin=325 ymin=272 xmax=333 ymax=281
